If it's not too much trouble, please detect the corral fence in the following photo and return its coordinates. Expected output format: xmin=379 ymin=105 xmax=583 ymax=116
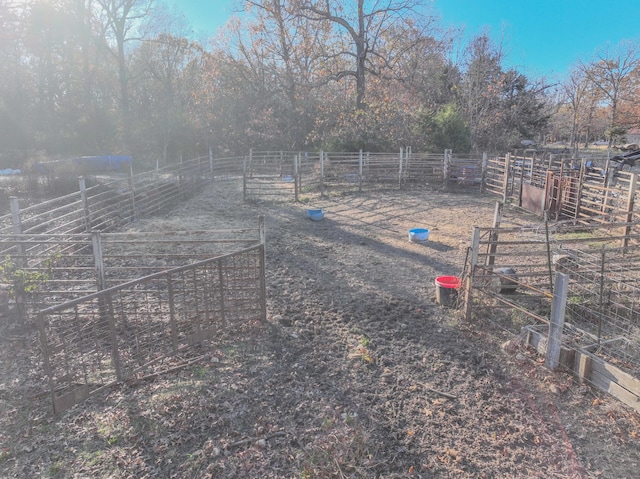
xmin=0 ymin=220 xmax=264 ymax=319
xmin=8 ymin=146 xmax=640 ymax=412
xmin=38 ymin=243 xmax=267 ymax=413
xmin=1 ymin=153 xmax=245 ymax=236
xmin=484 ymin=152 xmax=639 ymax=234
xmin=461 ymin=208 xmax=640 ymax=412
xmin=242 ymin=149 xmax=487 ymax=201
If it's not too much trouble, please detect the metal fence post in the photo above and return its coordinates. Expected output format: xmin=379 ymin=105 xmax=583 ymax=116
xmin=623 ymin=173 xmax=637 ymax=250
xmin=259 ymin=215 xmax=267 ymax=321
xmin=128 ymin=162 xmax=137 ymax=222
xmin=503 ymin=153 xmax=511 ymax=202
xmin=79 ymin=176 xmax=92 ymax=233
xmin=217 ymin=257 xmax=227 ymax=327
xmin=443 ymin=149 xmax=452 ymax=189
xmin=92 ymin=232 xmax=106 ymax=291
xmin=294 ymin=153 xmax=300 ymax=202
xmin=358 ymin=149 xmax=364 ymax=192
xmin=464 ymin=227 xmax=480 ymax=320
xmin=320 ymin=151 xmax=325 ymax=197
xmin=398 ymin=147 xmax=403 ymax=189
xmin=243 ymin=155 xmax=247 ymax=202
xmin=546 ymin=272 xmax=568 ymax=370
xmin=167 ymin=275 xmax=178 ymax=352
xmin=209 ymin=146 xmax=214 ymax=178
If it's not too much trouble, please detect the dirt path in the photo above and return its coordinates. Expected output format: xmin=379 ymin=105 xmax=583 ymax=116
xmin=1 ymin=181 xmax=639 ymax=478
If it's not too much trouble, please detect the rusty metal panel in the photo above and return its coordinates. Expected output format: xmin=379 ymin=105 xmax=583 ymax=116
xmin=38 ymin=244 xmax=266 ymax=413
xmin=521 ymin=183 xmax=545 ymax=215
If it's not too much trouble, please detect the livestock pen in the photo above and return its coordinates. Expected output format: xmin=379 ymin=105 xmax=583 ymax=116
xmin=462 ymin=213 xmax=640 ymax=412
xmin=242 ymin=149 xmax=485 ymax=201
xmin=4 ymin=147 xmax=640 ymax=414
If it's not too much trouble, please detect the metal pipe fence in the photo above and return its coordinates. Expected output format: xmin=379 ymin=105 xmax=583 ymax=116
xmin=242 ymin=149 xmax=486 ymax=201
xmin=0 ymin=155 xmax=247 ymax=236
xmin=484 ymin=152 xmax=639 ymax=227
xmin=463 ymin=221 xmax=640 ymax=382
xmin=37 ymin=244 xmax=266 ymax=413
xmin=0 ymin=222 xmax=263 ymax=319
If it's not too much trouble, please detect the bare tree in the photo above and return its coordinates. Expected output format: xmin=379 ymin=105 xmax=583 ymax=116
xmin=578 ymin=40 xmax=640 ymax=143
xmin=458 ymin=33 xmax=550 ymax=151
xmin=95 ymin=0 xmax=154 ymax=147
xmin=560 ymin=67 xmax=602 ymax=149
xmin=286 ymin=0 xmax=428 ymax=111
xmin=459 ymin=33 xmax=504 ymax=148
xmin=229 ymin=1 xmax=330 ymax=148
xmin=130 ymin=34 xmax=204 ymax=163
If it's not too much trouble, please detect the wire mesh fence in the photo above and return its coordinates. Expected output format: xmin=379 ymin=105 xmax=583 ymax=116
xmin=0 ymin=220 xmax=263 ymax=318
xmin=37 ymin=244 xmax=266 ymax=413
xmin=463 ymin=219 xmax=640 ymax=410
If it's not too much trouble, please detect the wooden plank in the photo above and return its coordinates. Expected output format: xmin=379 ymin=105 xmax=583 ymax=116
xmin=54 ymin=384 xmax=90 ymax=414
xmin=546 ymin=273 xmax=568 ymax=370
xmin=578 ymin=348 xmax=640 ymax=395
xmin=573 ymin=349 xmax=592 ymax=384
xmin=523 ymin=326 xmax=575 ymax=366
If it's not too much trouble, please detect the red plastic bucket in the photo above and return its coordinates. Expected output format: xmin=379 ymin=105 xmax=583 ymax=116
xmin=435 ymin=276 xmax=461 ymax=307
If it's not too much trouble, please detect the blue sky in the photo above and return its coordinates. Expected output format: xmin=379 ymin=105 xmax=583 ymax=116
xmin=167 ymin=0 xmax=637 ymax=80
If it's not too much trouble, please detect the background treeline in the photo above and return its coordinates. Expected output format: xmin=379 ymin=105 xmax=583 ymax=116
xmin=1 ymin=0 xmax=639 ymax=171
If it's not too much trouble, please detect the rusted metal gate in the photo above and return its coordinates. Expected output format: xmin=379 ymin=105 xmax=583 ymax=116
xmin=243 ymin=150 xmax=299 ymax=201
xmin=37 ymin=244 xmax=267 ymax=413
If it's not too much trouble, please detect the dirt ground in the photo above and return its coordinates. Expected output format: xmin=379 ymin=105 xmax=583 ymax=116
xmin=1 ymin=180 xmax=639 ymax=478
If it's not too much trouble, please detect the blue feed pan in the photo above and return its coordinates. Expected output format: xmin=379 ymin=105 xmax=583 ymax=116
xmin=409 ymin=228 xmax=430 ymax=242
xmin=307 ymin=209 xmax=325 ymax=221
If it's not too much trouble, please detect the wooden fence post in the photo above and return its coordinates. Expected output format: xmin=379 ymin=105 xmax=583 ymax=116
xmin=443 ymin=149 xmax=452 ymax=189
xmin=9 ymin=196 xmax=26 ymax=266
xmin=574 ymin=161 xmax=586 ymax=224
xmin=480 ymin=152 xmax=488 ymax=193
xmin=9 ymin=196 xmax=27 ymax=321
xmin=546 ymin=272 xmax=568 ymax=370
xmin=10 ymin=197 xmax=22 ymax=235
xmin=464 ymin=227 xmax=480 ymax=321
xmin=487 ymin=201 xmax=503 ymax=267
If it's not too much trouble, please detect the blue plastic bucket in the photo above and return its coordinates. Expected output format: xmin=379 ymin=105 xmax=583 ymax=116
xmin=307 ymin=209 xmax=325 ymax=221
xmin=409 ymin=228 xmax=430 ymax=242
